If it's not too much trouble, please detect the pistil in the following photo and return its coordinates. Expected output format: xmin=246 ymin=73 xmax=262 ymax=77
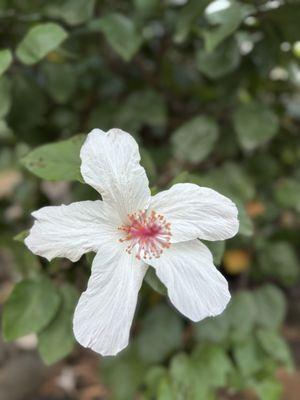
xmin=118 ymin=210 xmax=171 ymax=260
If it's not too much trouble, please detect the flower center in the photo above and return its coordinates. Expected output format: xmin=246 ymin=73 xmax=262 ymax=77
xmin=118 ymin=210 xmax=172 ymax=260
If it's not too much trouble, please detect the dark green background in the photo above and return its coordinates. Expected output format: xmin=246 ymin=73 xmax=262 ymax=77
xmin=0 ymin=1 xmax=300 ymax=399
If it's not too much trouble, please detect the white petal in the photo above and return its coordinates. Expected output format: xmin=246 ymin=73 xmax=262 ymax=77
xmin=150 ymin=183 xmax=239 ymax=242
xmin=25 ymin=201 xmax=119 ymax=262
xmin=80 ymin=128 xmax=151 ymax=220
xmin=73 ymin=248 xmax=147 ymax=356
xmin=148 ymin=240 xmax=230 ymax=322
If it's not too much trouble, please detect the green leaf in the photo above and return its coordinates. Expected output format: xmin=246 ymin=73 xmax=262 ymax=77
xmin=227 ymin=291 xmax=256 ymax=341
xmin=172 ymin=116 xmax=219 ymax=164
xmin=157 ymin=377 xmax=175 ymax=400
xmin=189 ymin=168 xmax=254 ymax=237
xmin=8 ymin=73 xmax=47 ymax=137
xmin=233 ymin=102 xmax=279 ymax=151
xmin=253 ymin=285 xmax=286 ymax=330
xmin=203 ymin=240 xmax=225 ymax=266
xmin=252 ymin=379 xmax=283 ymax=400
xmin=256 ymin=329 xmax=293 ymax=369
xmin=274 ymin=178 xmax=300 ymax=213
xmin=0 ymin=76 xmax=11 ymax=118
xmin=16 ymin=23 xmax=68 ymax=65
xmin=168 ymin=352 xmax=214 ymax=399
xmin=197 ymin=37 xmax=240 ymax=79
xmin=0 ymin=49 xmax=12 ymax=76
xmin=0 ymin=119 xmax=13 ymax=140
xmin=190 ymin=162 xmax=255 ymax=202
xmin=87 ymin=102 xmax=117 ymax=132
xmin=98 ymin=13 xmax=142 ymax=61
xmin=38 ymin=285 xmax=79 ymax=365
xmin=174 ymin=0 xmax=211 ymax=44
xmin=140 ymin=147 xmax=157 ymax=183
xmin=101 ymin=344 xmax=148 ymax=400
xmin=44 ymin=0 xmax=96 ymax=25
xmin=235 ymin=199 xmax=254 ymax=237
xmin=3 ymin=277 xmax=61 ymax=341
xmin=258 ymin=241 xmax=299 ymax=286
xmin=194 ymin=313 xmax=230 ymax=343
xmin=137 ymin=304 xmax=183 ymax=363
xmin=21 ymin=135 xmax=86 ymax=182
xmin=144 ymin=268 xmax=167 ymax=295
xmin=10 ymin=241 xmax=41 ymax=279
xmin=192 ymin=344 xmax=233 ymax=388
xmin=195 ymin=291 xmax=256 ymax=344
xmin=13 ymin=230 xmax=29 ymax=243
xmin=267 ymin=4 xmax=300 ymax=42
xmin=117 ymin=90 xmax=167 ymax=132
xmin=203 ymin=1 xmax=254 ymax=51
xmin=169 ymin=353 xmax=194 ymax=398
xmin=233 ymin=337 xmax=265 ymax=377
xmin=144 ymin=366 xmax=167 ymax=398
xmin=134 ymin=0 xmax=159 ymax=14
xmin=169 ymin=171 xmax=190 ymax=186
xmin=42 ymin=62 xmax=76 ymax=104
xmin=85 ymin=252 xmax=95 ymax=265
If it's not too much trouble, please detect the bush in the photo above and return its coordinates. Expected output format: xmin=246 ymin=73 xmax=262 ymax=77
xmin=1 ymin=1 xmax=300 ymax=399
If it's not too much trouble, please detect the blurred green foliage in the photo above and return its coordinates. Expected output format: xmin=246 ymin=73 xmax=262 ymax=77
xmin=1 ymin=0 xmax=300 ymax=399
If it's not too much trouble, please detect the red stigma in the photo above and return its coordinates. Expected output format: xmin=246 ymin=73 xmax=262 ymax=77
xmin=118 ymin=210 xmax=171 ymax=260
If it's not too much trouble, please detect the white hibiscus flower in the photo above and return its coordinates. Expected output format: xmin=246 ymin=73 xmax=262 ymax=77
xmin=25 ymin=128 xmax=239 ymax=356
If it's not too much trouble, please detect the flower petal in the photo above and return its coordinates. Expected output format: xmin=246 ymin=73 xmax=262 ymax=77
xmin=25 ymin=201 xmax=119 ymax=262
xmin=150 ymin=183 xmax=239 ymax=242
xmin=148 ymin=240 xmax=230 ymax=322
xmin=73 ymin=248 xmax=147 ymax=356
xmin=80 ymin=128 xmax=151 ymax=220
